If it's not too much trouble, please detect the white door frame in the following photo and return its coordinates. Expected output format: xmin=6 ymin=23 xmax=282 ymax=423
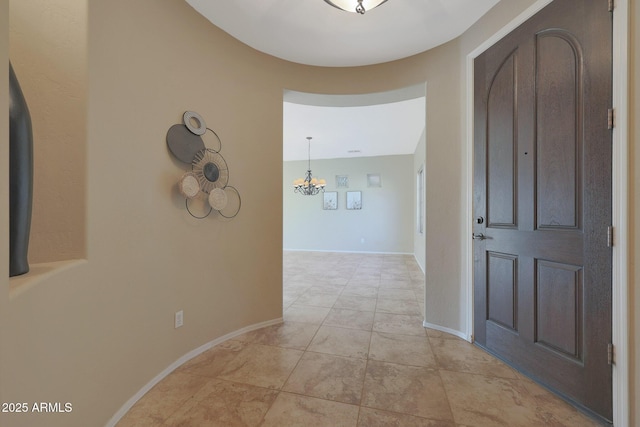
xmin=463 ymin=0 xmax=629 ymax=425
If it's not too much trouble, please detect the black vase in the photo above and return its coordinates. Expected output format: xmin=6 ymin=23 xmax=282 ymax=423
xmin=9 ymin=62 xmax=33 ymax=277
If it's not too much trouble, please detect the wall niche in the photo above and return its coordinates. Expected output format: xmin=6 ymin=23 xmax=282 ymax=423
xmin=9 ymin=0 xmax=87 ymax=270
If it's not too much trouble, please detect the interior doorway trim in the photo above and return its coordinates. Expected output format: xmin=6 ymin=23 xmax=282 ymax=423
xmin=463 ymin=1 xmax=629 ymax=425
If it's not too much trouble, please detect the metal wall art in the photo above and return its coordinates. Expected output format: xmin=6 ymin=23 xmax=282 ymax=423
xmin=167 ymin=111 xmax=241 ymax=219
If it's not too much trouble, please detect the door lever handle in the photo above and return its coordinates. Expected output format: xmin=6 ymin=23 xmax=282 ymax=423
xmin=472 ymin=233 xmax=486 ymax=240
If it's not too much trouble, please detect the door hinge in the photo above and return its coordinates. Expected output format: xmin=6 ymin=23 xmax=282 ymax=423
xmin=607 ymin=108 xmax=614 ymax=129
xmin=608 ymin=0 xmax=614 ymax=12
xmin=608 ymin=343 xmax=615 ymax=365
xmin=607 ymin=226 xmax=614 ymax=247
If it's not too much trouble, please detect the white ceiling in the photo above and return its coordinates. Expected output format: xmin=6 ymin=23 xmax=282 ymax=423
xmin=185 ymin=0 xmax=500 ymax=67
xmin=184 ymin=0 xmax=497 ymax=160
xmin=283 ymin=88 xmax=425 ymax=161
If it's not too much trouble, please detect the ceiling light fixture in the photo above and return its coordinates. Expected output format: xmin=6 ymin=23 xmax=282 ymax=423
xmin=324 ymin=0 xmax=388 ymax=14
xmin=293 ymin=137 xmax=326 ymax=196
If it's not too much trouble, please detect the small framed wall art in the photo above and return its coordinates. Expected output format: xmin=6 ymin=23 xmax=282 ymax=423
xmin=367 ymin=173 xmax=382 ymax=188
xmin=323 ymin=191 xmax=338 ymax=210
xmin=346 ymin=191 xmax=362 ymax=210
xmin=336 ymin=175 xmax=349 ymax=188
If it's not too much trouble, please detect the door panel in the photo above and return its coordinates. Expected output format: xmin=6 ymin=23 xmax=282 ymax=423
xmin=536 ymin=260 xmax=582 ymax=358
xmin=536 ymin=32 xmax=582 ymax=230
xmin=487 ymin=252 xmax=517 ymax=330
xmin=487 ymin=52 xmax=517 ymax=228
xmin=473 ymin=0 xmax=612 ymax=422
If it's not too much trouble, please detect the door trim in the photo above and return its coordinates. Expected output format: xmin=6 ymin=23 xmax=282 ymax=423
xmin=463 ymin=0 xmax=629 ymax=425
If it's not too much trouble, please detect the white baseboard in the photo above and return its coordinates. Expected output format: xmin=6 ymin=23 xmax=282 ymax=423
xmin=104 ymin=317 xmax=284 ymax=427
xmin=423 ymin=320 xmax=471 ymax=342
xmin=283 ymin=248 xmax=414 ymax=255
xmin=413 ymin=254 xmax=425 ymax=274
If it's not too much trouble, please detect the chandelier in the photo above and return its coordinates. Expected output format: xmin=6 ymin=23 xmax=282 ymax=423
xmin=293 ymin=137 xmax=326 ymax=196
xmin=324 ymin=0 xmax=389 ymax=14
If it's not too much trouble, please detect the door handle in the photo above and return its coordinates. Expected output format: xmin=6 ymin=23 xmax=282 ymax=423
xmin=472 ymin=233 xmax=486 ymax=240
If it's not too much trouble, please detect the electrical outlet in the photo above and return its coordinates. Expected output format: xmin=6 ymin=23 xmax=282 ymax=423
xmin=175 ymin=310 xmax=184 ymax=328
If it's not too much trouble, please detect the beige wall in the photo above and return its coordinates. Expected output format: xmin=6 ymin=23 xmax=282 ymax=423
xmin=3 ymin=1 xmax=286 ymax=425
xmin=0 ymin=0 xmax=637 ymax=426
xmin=9 ymin=0 xmax=87 ymax=263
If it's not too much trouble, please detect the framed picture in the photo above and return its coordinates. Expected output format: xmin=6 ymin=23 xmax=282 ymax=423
xmin=346 ymin=191 xmax=362 ymax=210
xmin=336 ymin=175 xmax=349 ymax=188
xmin=323 ymin=191 xmax=338 ymax=210
xmin=367 ymin=173 xmax=382 ymax=188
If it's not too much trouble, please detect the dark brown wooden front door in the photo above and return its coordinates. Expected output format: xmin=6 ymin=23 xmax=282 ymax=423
xmin=473 ymin=0 xmax=612 ymax=422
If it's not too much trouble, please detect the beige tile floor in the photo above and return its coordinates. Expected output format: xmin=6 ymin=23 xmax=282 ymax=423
xmin=117 ymin=251 xmax=605 ymax=426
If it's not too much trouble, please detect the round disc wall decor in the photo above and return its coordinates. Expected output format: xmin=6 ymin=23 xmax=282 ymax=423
xmin=166 ymin=124 xmax=206 ymax=163
xmin=192 ymin=149 xmax=229 ymax=193
xmin=208 ymin=188 xmax=228 ymax=211
xmin=179 ymin=172 xmax=200 ymax=199
xmin=166 ymin=111 xmax=241 ymax=219
xmin=183 ymin=111 xmax=207 ymax=135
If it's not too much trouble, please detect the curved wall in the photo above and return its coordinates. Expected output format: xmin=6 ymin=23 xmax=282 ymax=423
xmin=2 ymin=0 xmax=637 ymax=426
